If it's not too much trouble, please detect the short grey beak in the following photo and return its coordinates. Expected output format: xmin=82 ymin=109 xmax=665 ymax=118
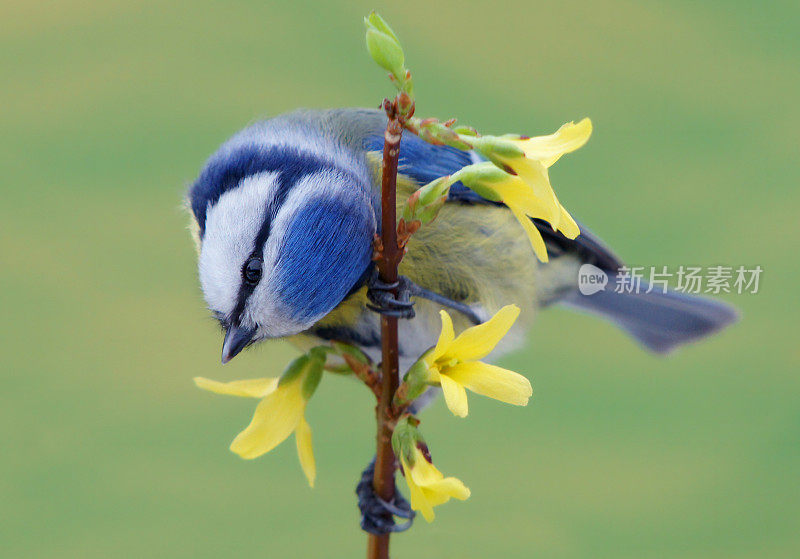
xmin=221 ymin=324 xmax=256 ymax=364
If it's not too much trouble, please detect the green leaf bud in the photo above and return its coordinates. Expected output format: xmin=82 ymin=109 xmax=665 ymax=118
xmin=472 ymin=136 xmax=525 ymax=159
xmin=365 ymin=11 xmax=399 ymax=43
xmin=391 ymin=415 xmax=423 ymax=464
xmin=301 ymin=357 xmax=324 ymax=400
xmin=331 ymin=341 xmax=371 ymax=365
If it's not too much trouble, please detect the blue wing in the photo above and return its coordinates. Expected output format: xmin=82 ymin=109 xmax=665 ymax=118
xmin=365 ymin=130 xmax=493 ymax=204
xmin=364 ymin=131 xmax=623 ymax=271
xmin=365 ymin=131 xmax=474 ymax=186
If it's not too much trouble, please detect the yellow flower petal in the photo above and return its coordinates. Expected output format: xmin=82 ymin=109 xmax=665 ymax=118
xmin=409 ymin=455 xmax=471 ymax=506
xmin=229 ymin=381 xmax=305 ymax=459
xmin=295 ymin=415 xmax=316 ymax=488
xmin=444 ymin=304 xmax=521 ymax=362
xmin=490 ymin=175 xmax=552 ymax=218
xmin=511 ymin=208 xmax=549 ymax=262
xmin=401 ymin=456 xmax=435 ymax=522
xmin=520 ymin=118 xmax=592 ymax=167
xmin=439 ymin=374 xmax=469 ymax=418
xmin=420 ymin=477 xmax=471 ymax=507
xmin=445 ymin=361 xmax=532 ymax=406
xmin=489 ymin=176 xmax=579 ymax=244
xmin=193 ymin=377 xmax=279 ymax=398
xmin=558 ymin=204 xmax=580 ymax=239
xmin=402 ymin=449 xmax=471 ymax=522
xmin=407 ymin=449 xmax=441 ymax=486
xmin=506 ymin=157 xmax=561 ymax=228
xmin=426 ymin=310 xmax=455 ymax=365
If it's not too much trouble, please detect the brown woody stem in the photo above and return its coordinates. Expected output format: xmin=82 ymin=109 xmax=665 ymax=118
xmin=343 ymin=354 xmax=381 ymax=398
xmin=366 ymin=98 xmax=408 ymax=559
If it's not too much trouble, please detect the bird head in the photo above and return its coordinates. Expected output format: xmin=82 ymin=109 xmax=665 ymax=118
xmin=188 ymin=139 xmax=376 ymax=363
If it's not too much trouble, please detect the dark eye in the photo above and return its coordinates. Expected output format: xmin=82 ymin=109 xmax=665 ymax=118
xmin=243 ymin=257 xmax=263 ymax=285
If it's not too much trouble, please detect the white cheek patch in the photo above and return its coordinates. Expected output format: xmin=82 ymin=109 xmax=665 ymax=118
xmin=198 ymin=171 xmax=279 ymax=316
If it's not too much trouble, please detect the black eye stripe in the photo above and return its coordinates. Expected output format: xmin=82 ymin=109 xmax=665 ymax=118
xmin=228 ymin=258 xmax=261 ymax=325
xmin=218 ymin=152 xmax=363 ymax=326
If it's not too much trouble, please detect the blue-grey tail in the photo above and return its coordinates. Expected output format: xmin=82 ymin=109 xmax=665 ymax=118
xmin=563 ymin=278 xmax=739 ymax=354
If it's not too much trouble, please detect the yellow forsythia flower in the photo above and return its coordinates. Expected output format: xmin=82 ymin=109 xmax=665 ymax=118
xmin=194 ymin=352 xmax=324 ymax=487
xmin=392 ymin=416 xmax=470 ymax=521
xmin=422 ymin=304 xmax=533 ymax=417
xmin=486 ymin=167 xmax=580 ymax=262
xmin=486 ymin=119 xmax=591 ymax=225
xmin=468 ymin=119 xmax=591 ymax=259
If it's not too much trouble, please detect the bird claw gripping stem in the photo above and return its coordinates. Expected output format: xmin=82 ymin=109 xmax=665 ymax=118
xmin=356 ymin=457 xmax=415 ymax=535
xmin=367 ymin=268 xmax=484 ymax=325
xmin=366 ymin=269 xmax=416 ymax=319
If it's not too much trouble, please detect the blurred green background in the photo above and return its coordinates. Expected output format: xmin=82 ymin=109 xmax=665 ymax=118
xmin=2 ymin=1 xmax=798 ymax=557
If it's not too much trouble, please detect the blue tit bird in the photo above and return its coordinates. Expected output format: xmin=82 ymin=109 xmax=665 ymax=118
xmin=188 ymin=107 xmax=737 ymax=369
xmin=187 ymin=107 xmax=738 ymax=534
